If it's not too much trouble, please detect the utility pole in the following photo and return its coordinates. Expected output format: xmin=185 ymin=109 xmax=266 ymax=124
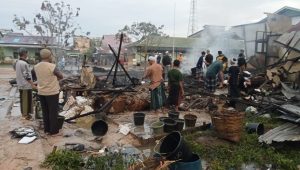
xmin=188 ymin=0 xmax=198 ymax=36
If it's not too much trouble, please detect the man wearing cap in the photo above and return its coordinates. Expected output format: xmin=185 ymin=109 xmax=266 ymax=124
xmin=142 ymin=56 xmax=166 ymax=113
xmin=34 ymin=49 xmax=63 ymax=135
xmin=15 ymin=48 xmax=36 ymax=120
xmin=227 ymin=58 xmax=240 ymax=107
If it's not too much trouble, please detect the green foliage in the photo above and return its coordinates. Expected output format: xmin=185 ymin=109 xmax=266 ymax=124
xmin=85 ymin=154 xmax=124 ymax=170
xmin=186 ymin=132 xmax=300 ymax=170
xmin=41 ymin=149 xmax=127 ymax=170
xmin=41 ymin=150 xmax=83 ymax=170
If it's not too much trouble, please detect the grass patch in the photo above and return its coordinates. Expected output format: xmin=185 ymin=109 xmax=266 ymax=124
xmin=41 ymin=149 xmax=83 ymax=170
xmin=185 ymin=113 xmax=300 ymax=170
xmin=41 ymin=149 xmax=129 ymax=170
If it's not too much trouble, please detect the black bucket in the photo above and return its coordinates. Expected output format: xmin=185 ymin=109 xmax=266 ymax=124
xmin=91 ymin=120 xmax=108 ymax=136
xmin=163 ymin=118 xmax=177 ymax=133
xmin=133 ymin=112 xmax=145 ymax=126
xmin=57 ymin=115 xmax=65 ymax=130
xmin=174 ymin=119 xmax=185 ymax=131
xmin=245 ymin=123 xmax=264 ymax=135
xmin=168 ymin=111 xmax=180 ymax=119
xmin=159 ymin=117 xmax=169 ymax=122
xmin=159 ymin=132 xmax=192 ymax=161
xmin=184 ymin=114 xmax=197 ymax=127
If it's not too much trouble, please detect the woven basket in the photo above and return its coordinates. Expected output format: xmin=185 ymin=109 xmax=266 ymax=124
xmin=211 ymin=109 xmax=244 ymax=142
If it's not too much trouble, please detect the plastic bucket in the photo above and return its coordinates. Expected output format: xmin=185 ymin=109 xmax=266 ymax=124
xmin=174 ymin=119 xmax=185 ymax=131
xmin=159 ymin=132 xmax=192 ymax=161
xmin=91 ymin=120 xmax=108 ymax=136
xmin=245 ymin=123 xmax=264 ymax=135
xmin=151 ymin=121 xmax=164 ymax=135
xmin=169 ymin=153 xmax=202 ymax=170
xmin=163 ymin=118 xmax=177 ymax=133
xmin=184 ymin=114 xmax=197 ymax=127
xmin=168 ymin=111 xmax=180 ymax=119
xmin=133 ymin=112 xmax=145 ymax=126
xmin=159 ymin=117 xmax=169 ymax=122
xmin=57 ymin=115 xmax=65 ymax=129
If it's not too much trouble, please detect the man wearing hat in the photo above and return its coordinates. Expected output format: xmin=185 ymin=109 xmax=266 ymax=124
xmin=227 ymin=58 xmax=240 ymax=107
xmin=15 ymin=48 xmax=36 ymax=120
xmin=142 ymin=56 xmax=166 ymax=113
xmin=34 ymin=49 xmax=63 ymax=135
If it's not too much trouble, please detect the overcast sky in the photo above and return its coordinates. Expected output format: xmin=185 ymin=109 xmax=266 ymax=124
xmin=1 ymin=0 xmax=300 ymax=37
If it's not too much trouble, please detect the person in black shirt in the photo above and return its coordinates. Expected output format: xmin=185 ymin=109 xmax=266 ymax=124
xmin=205 ymin=49 xmax=213 ymax=67
xmin=196 ymin=51 xmax=206 ymax=80
xmin=228 ymin=58 xmax=240 ymax=108
xmin=237 ymin=53 xmax=247 ymax=72
xmin=162 ymin=51 xmax=172 ymax=80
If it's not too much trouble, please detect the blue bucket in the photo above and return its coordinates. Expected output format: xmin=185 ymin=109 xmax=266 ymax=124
xmin=169 ymin=153 xmax=202 ymax=170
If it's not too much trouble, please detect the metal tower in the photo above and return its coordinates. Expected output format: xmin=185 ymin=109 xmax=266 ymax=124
xmin=188 ymin=0 xmax=198 ymax=36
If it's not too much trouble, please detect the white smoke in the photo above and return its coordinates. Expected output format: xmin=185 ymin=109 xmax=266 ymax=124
xmin=180 ymin=26 xmax=245 ymax=74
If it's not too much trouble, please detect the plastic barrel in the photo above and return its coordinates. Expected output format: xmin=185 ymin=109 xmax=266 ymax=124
xmin=174 ymin=119 xmax=185 ymax=131
xmin=184 ymin=114 xmax=197 ymax=127
xmin=91 ymin=120 xmax=108 ymax=136
xmin=245 ymin=123 xmax=264 ymax=135
xmin=168 ymin=111 xmax=180 ymax=119
xmin=159 ymin=132 xmax=192 ymax=161
xmin=163 ymin=118 xmax=177 ymax=133
xmin=169 ymin=153 xmax=202 ymax=170
xmin=151 ymin=121 xmax=164 ymax=135
xmin=133 ymin=112 xmax=145 ymax=126
xmin=57 ymin=115 xmax=65 ymax=130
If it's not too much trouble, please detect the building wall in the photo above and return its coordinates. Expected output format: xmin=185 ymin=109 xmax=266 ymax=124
xmin=1 ymin=46 xmax=41 ymax=63
xmin=231 ymin=22 xmax=266 ymax=57
xmin=292 ymin=16 xmax=300 ymax=25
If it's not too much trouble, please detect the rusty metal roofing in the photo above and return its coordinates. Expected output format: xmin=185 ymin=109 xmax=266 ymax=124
xmin=258 ymin=123 xmax=300 ymax=144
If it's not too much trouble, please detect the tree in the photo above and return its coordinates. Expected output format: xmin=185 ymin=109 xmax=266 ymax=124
xmin=117 ymin=22 xmax=167 ymax=69
xmin=13 ymin=1 xmax=84 ymax=48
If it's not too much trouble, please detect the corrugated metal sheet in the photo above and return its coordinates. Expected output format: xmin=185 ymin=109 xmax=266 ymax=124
xmin=258 ymin=123 xmax=300 ymax=144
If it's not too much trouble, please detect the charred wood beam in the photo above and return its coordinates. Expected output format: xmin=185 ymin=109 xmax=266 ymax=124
xmin=108 ymin=44 xmax=135 ymax=86
xmin=65 ymin=92 xmax=120 ymax=122
xmin=112 ymin=33 xmax=123 ymax=86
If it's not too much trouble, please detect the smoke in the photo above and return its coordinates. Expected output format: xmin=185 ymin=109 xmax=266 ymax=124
xmin=180 ymin=26 xmax=245 ymax=74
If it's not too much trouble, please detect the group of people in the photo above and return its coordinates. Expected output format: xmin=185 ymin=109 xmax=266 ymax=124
xmin=196 ymin=49 xmax=247 ymax=107
xmin=143 ymin=51 xmax=184 ymax=112
xmin=15 ymin=48 xmax=63 ymax=135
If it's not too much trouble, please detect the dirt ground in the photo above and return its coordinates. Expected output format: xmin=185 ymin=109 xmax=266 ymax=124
xmin=0 ymin=66 xmax=139 ymax=170
xmin=0 ymin=65 xmax=213 ymax=170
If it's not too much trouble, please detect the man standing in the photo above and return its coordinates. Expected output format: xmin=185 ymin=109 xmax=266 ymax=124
xmin=15 ymin=48 xmax=36 ymax=120
xmin=205 ymin=49 xmax=213 ymax=67
xmin=34 ymin=49 xmax=63 ymax=135
xmin=162 ymin=51 xmax=172 ymax=80
xmin=228 ymin=58 xmax=240 ymax=108
xmin=216 ymin=51 xmax=228 ymax=72
xmin=196 ymin=51 xmax=206 ymax=80
xmin=238 ymin=49 xmax=247 ymax=72
xmin=205 ymin=57 xmax=228 ymax=93
xmin=176 ymin=53 xmax=184 ymax=63
xmin=167 ymin=60 xmax=184 ymax=111
xmin=156 ymin=53 xmax=162 ymax=64
xmin=143 ymin=56 xmax=166 ymax=112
